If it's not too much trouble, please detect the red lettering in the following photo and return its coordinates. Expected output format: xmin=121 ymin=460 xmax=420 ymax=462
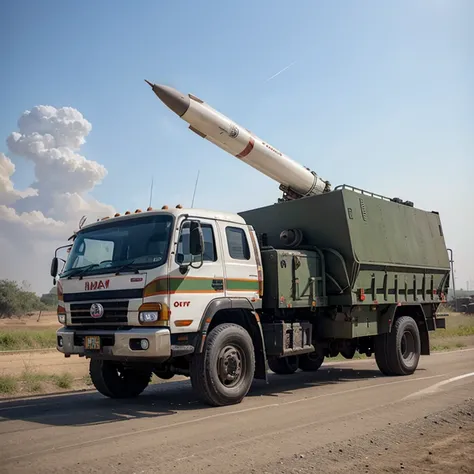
xmin=85 ymin=279 xmax=110 ymax=291
xmin=174 ymin=301 xmax=191 ymax=307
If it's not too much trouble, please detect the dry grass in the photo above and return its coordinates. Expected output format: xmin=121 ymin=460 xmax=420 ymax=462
xmin=429 ymin=312 xmax=474 ymax=351
xmin=0 ymin=369 xmax=76 ymax=396
xmin=0 ymin=329 xmax=57 ymax=351
xmin=0 ymin=374 xmax=18 ymax=394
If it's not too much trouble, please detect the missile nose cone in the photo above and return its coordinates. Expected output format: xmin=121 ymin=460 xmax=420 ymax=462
xmin=145 ymin=80 xmax=190 ymax=117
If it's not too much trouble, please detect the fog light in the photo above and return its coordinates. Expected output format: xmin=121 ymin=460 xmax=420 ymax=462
xmin=58 ymin=336 xmax=63 ymax=347
xmin=140 ymin=339 xmax=149 ymax=350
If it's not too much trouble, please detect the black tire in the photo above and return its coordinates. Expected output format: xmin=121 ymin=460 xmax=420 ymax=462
xmin=153 ymin=369 xmax=175 ymax=380
xmin=268 ymin=356 xmax=300 ymax=374
xmin=340 ymin=346 xmax=356 ymax=360
xmin=89 ymin=359 xmax=151 ymax=399
xmin=298 ymin=352 xmax=324 ymax=371
xmin=190 ymin=323 xmax=255 ymax=407
xmin=375 ymin=315 xmax=421 ymax=376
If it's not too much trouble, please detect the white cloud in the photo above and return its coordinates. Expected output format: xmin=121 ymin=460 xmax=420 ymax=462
xmin=0 ymin=105 xmax=115 ymax=294
xmin=0 ymin=153 xmax=37 ymax=205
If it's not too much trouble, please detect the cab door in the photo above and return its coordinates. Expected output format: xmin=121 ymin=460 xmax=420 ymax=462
xmin=167 ymin=217 xmax=224 ymax=333
xmin=215 ymin=221 xmax=260 ymax=301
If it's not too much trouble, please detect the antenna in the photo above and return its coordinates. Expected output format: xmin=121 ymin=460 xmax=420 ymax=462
xmin=149 ymin=176 xmax=154 ymax=208
xmin=191 ymin=170 xmax=200 ymax=208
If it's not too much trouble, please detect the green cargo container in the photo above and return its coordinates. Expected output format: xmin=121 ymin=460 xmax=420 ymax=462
xmin=240 ymin=185 xmax=450 ymax=308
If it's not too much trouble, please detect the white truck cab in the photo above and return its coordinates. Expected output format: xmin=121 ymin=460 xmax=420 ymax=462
xmin=53 ymin=206 xmax=265 ymax=405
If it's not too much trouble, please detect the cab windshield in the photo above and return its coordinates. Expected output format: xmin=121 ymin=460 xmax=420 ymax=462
xmin=62 ymin=214 xmax=174 ymax=277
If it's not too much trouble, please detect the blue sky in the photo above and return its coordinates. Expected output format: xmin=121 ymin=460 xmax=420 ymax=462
xmin=1 ymin=0 xmax=473 ymax=292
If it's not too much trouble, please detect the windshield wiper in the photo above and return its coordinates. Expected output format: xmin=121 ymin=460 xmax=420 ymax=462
xmin=66 ymin=264 xmax=101 ymax=279
xmin=114 ymin=260 xmax=141 ymax=275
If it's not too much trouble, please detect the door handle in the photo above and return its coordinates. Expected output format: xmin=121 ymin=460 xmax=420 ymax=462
xmin=212 ymin=279 xmax=224 ymax=291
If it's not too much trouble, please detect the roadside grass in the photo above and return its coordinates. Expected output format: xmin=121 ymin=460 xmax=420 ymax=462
xmin=428 ymin=312 xmax=474 ymax=352
xmin=430 ymin=313 xmax=474 ymax=339
xmin=0 ymin=369 xmax=77 ymax=395
xmin=0 ymin=329 xmax=57 ymax=351
xmin=0 ymin=374 xmax=18 ymax=394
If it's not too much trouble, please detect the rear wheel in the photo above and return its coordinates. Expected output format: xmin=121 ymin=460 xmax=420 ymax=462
xmin=375 ymin=315 xmax=421 ymax=376
xmin=268 ymin=356 xmax=299 ymax=374
xmin=298 ymin=352 xmax=324 ymax=371
xmin=190 ymin=323 xmax=255 ymax=406
xmin=89 ymin=360 xmax=152 ymax=398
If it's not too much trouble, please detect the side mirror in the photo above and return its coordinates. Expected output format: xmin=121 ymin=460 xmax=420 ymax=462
xmin=51 ymin=257 xmax=59 ymax=286
xmin=50 ymin=257 xmax=59 ymax=278
xmin=189 ymin=221 xmax=203 ymax=256
xmin=178 ymin=220 xmax=204 ymax=273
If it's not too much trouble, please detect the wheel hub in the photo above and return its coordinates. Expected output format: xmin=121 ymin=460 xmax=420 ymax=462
xmin=401 ymin=330 xmax=416 ymax=363
xmin=218 ymin=345 xmax=244 ymax=387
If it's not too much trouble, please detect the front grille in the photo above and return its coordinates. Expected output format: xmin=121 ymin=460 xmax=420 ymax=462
xmin=70 ymin=301 xmax=129 ymax=324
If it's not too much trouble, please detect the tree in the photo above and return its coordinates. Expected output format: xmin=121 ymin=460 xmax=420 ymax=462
xmin=0 ymin=279 xmax=46 ymax=318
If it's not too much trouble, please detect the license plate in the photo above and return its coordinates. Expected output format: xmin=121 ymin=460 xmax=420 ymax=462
xmin=84 ymin=336 xmax=101 ymax=350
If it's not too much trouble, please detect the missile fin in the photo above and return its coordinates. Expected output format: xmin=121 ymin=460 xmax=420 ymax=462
xmin=189 ymin=93 xmax=204 ymax=104
xmin=189 ymin=125 xmax=207 ymax=138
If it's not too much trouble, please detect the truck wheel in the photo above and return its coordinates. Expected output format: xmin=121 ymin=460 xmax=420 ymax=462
xmin=340 ymin=346 xmax=356 ymax=360
xmin=190 ymin=323 xmax=255 ymax=407
xmin=375 ymin=315 xmax=421 ymax=376
xmin=268 ymin=356 xmax=299 ymax=374
xmin=298 ymin=352 xmax=324 ymax=371
xmin=153 ymin=369 xmax=175 ymax=380
xmin=89 ymin=359 xmax=151 ymax=399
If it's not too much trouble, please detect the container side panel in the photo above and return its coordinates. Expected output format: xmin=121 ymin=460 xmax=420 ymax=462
xmin=239 ymin=191 xmax=354 ymax=263
xmin=342 ymin=190 xmax=450 ymax=270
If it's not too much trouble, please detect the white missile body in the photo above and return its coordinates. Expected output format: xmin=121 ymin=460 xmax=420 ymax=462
xmin=146 ymin=81 xmax=330 ymax=199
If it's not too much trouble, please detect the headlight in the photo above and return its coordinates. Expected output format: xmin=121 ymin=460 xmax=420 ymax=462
xmin=139 ymin=311 xmax=159 ymax=323
xmin=137 ymin=302 xmax=169 ymax=325
xmin=58 ymin=313 xmax=66 ymax=324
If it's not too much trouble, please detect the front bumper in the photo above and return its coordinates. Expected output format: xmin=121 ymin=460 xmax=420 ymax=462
xmin=56 ymin=327 xmax=171 ymax=361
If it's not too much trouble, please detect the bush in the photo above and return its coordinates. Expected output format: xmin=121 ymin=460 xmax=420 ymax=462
xmin=0 ymin=279 xmax=47 ymax=318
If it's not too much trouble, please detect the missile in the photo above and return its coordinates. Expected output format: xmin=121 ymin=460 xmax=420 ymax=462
xmin=146 ymin=80 xmax=330 ymax=200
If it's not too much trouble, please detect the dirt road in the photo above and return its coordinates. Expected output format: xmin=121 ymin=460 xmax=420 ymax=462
xmin=0 ymin=349 xmax=473 ymax=474
xmin=0 ymin=350 xmax=88 ymax=378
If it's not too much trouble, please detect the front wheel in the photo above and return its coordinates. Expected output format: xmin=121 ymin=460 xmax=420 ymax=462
xmin=190 ymin=323 xmax=255 ymax=407
xmin=89 ymin=359 xmax=152 ymax=398
xmin=375 ymin=315 xmax=421 ymax=376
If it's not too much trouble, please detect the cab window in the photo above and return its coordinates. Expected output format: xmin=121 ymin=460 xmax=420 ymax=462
xmin=225 ymin=227 xmax=250 ymax=260
xmin=176 ymin=222 xmax=217 ymax=263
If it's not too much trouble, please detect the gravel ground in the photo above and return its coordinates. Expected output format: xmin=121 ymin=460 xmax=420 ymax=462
xmin=245 ymin=398 xmax=474 ymax=474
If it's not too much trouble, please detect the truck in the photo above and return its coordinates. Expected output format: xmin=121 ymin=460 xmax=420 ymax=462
xmin=50 ymin=83 xmax=450 ymax=407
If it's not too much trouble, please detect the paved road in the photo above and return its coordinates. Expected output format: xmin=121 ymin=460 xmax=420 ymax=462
xmin=0 ymin=349 xmax=473 ymax=474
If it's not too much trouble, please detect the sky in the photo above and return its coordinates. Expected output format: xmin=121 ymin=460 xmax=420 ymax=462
xmin=0 ymin=0 xmax=472 ymax=295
